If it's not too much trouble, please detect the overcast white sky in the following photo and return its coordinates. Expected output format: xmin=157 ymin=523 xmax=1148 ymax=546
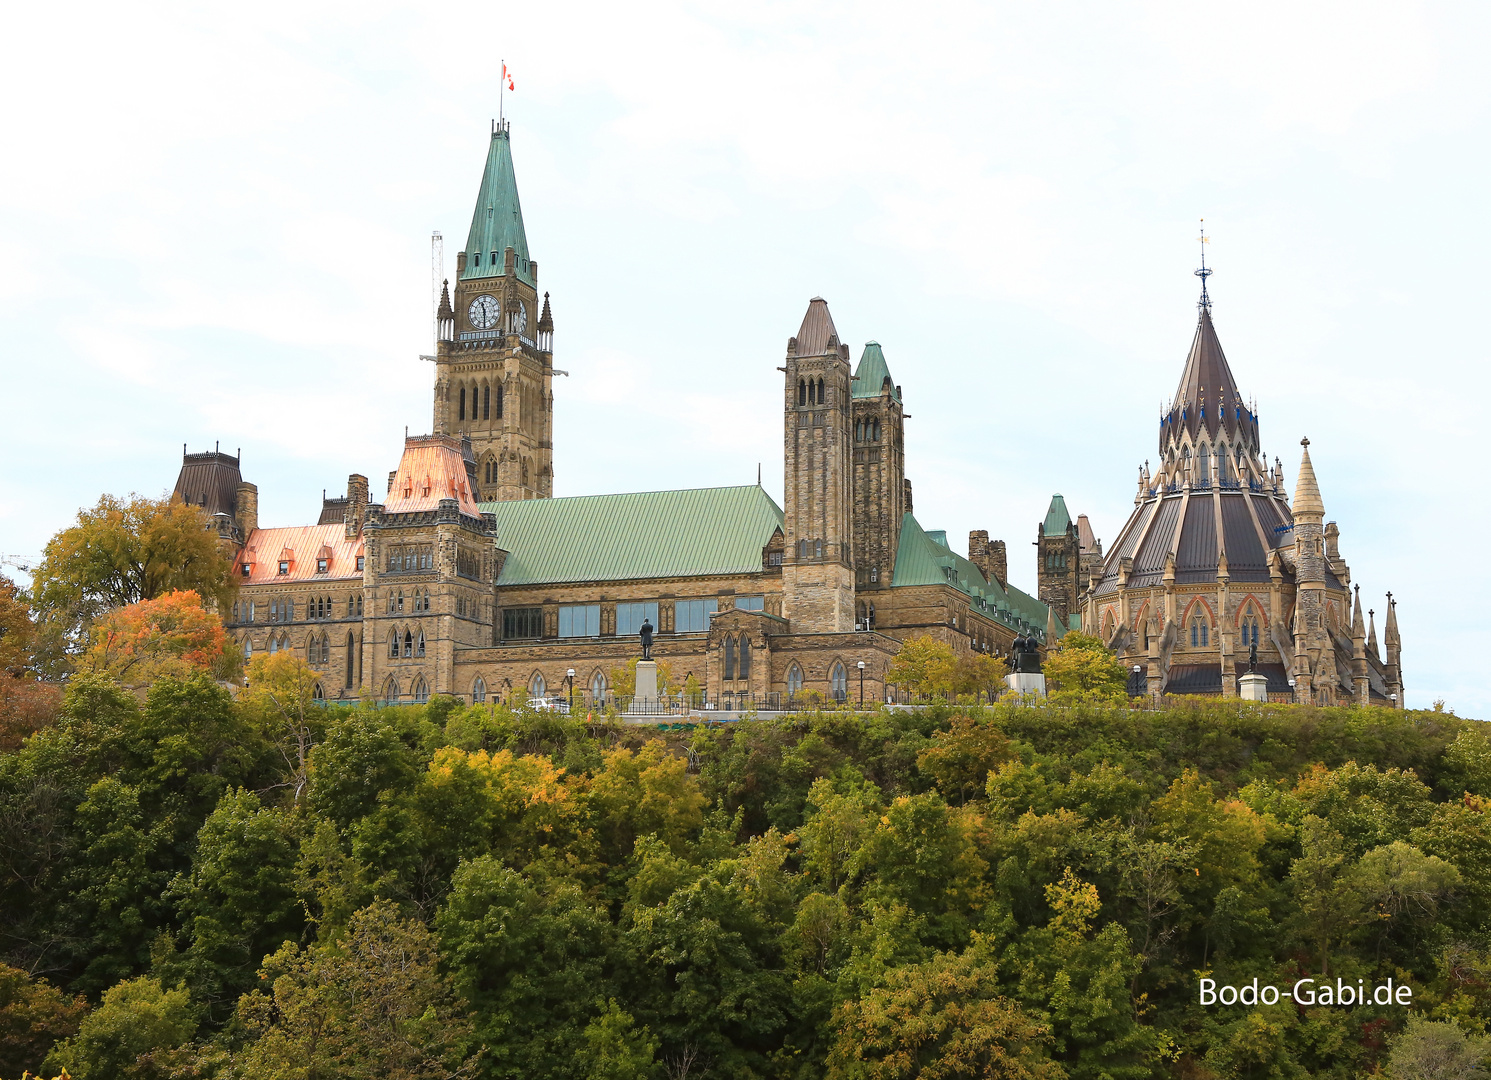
xmin=1 ymin=0 xmax=1485 ymax=713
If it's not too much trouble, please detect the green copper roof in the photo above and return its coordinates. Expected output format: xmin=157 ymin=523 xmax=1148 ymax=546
xmin=479 ymin=485 xmax=783 ymax=586
xmin=1042 ymin=494 xmax=1072 ymax=537
xmin=852 ymin=341 xmax=902 ymax=402
xmin=462 ymin=128 xmax=534 ymax=287
xmin=891 ymin=513 xmax=1057 ymax=641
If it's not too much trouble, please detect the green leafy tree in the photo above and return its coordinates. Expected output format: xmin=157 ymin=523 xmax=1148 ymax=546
xmin=1387 ymin=1017 xmax=1491 ymax=1080
xmin=44 ymin=976 xmax=197 ymax=1080
xmin=826 ymin=941 xmax=1062 ymax=1080
xmin=1042 ymin=633 xmax=1127 ymax=704
xmin=887 ymin=636 xmax=957 ymax=700
xmin=234 ymin=899 xmax=481 ymax=1080
xmin=917 ymin=716 xmax=1013 ymax=805
xmin=162 ymin=789 xmax=304 ymax=1019
xmin=580 ymin=999 xmax=660 ymax=1080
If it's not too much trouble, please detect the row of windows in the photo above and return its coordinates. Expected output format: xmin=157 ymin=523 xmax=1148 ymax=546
xmin=797 ymin=377 xmax=826 ymax=406
xmin=722 ymin=634 xmax=753 ymax=680
xmin=498 ymin=597 xmax=760 ymax=640
xmin=233 ymin=593 xmax=365 ymax=624
xmin=388 ymin=628 xmax=427 ymax=659
xmin=784 ymin=661 xmax=851 ymax=702
xmin=796 ymin=538 xmax=824 ymax=559
xmin=381 ymin=676 xmax=430 ymax=703
xmin=458 ymin=382 xmax=503 ymax=422
xmin=1187 ymin=616 xmax=1261 ymax=648
xmin=855 ymin=419 xmax=882 ymax=442
xmin=388 ymin=546 xmax=433 ymax=573
xmin=242 ymin=556 xmax=365 ymax=578
xmin=388 ymin=588 xmax=431 ymax=614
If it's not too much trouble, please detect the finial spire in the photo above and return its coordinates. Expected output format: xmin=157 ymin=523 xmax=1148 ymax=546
xmin=1194 ymin=219 xmax=1212 ymax=311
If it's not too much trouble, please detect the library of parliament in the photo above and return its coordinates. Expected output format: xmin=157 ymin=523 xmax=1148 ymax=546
xmin=171 ymin=121 xmax=1406 ymax=708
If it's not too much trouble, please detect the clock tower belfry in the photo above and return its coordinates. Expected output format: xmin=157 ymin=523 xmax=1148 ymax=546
xmin=432 ymin=120 xmax=555 ymax=502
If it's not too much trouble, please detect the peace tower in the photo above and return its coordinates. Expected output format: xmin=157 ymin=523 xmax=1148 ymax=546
xmin=432 ymin=120 xmax=556 ymax=502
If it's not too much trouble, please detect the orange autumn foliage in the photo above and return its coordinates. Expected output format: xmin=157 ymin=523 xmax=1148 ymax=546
xmin=80 ymin=590 xmax=232 ymax=687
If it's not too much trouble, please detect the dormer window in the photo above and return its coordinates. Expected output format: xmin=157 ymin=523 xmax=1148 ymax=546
xmin=472 ymin=252 xmax=479 ymax=266
xmin=490 ymin=251 xmax=498 ymax=266
xmin=317 ymin=558 xmax=328 ymax=574
xmin=241 ymin=564 xmax=251 ymax=577
xmin=278 ymin=561 xmax=289 ymax=576
xmin=356 ymin=556 xmax=365 ymax=571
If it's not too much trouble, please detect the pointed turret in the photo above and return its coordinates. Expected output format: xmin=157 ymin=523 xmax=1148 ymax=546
xmin=852 ymin=341 xmax=902 ymax=402
xmin=1367 ymin=608 xmax=1380 ymax=659
xmin=462 ymin=123 xmax=533 ymax=286
xmin=1385 ymin=593 xmax=1401 ymax=648
xmin=1161 ymin=307 xmax=1259 ymax=454
xmin=790 ymin=297 xmax=844 ymax=358
xmin=1351 ymin=585 xmax=1364 ymax=637
xmin=1292 ymin=437 xmax=1325 ymax=523
xmin=536 ymin=291 xmax=554 ymax=352
xmin=1046 ymin=603 xmax=1058 ymax=643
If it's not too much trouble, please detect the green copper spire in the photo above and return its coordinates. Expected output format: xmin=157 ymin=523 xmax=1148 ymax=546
xmin=852 ymin=341 xmax=902 ymax=402
xmin=1042 ymin=494 xmax=1072 ymax=536
xmin=462 ymin=123 xmax=533 ymax=286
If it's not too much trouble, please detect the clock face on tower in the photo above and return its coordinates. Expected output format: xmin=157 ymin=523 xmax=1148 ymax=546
xmin=515 ymin=304 xmax=528 ymax=333
xmin=468 ymin=294 xmax=500 ymax=330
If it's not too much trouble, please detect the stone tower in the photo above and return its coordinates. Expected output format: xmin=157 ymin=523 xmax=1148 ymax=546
xmin=432 ymin=121 xmax=555 ymax=502
xmin=781 ymin=298 xmax=856 ymax=633
xmin=1037 ymin=494 xmax=1081 ymax=626
xmin=1288 ymin=438 xmax=1328 ymax=701
xmin=850 ymin=342 xmax=905 ymax=594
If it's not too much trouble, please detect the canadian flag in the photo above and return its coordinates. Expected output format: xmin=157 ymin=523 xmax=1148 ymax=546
xmin=502 ymin=62 xmax=515 ymax=91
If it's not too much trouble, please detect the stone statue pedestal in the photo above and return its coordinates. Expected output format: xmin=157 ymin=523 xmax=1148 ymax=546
xmin=635 ymin=661 xmax=659 ymax=707
xmin=1005 ymin=672 xmax=1046 ymax=698
xmin=1239 ymin=672 xmax=1269 ymax=702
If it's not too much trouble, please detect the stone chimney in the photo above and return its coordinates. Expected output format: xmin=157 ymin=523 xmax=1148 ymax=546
xmin=235 ymin=482 xmax=258 ymax=537
xmin=902 ymin=477 xmax=914 ymax=515
xmin=345 ymin=474 xmax=369 ymax=539
xmin=987 ymin=539 xmax=1008 ymax=590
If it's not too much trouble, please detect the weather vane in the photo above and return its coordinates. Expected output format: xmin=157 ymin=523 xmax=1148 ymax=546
xmin=1195 ymin=218 xmax=1212 ymax=310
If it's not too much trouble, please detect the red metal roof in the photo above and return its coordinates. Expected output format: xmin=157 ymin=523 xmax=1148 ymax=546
xmin=240 ymin=524 xmax=364 ymax=585
xmin=383 ymin=435 xmax=483 ymax=517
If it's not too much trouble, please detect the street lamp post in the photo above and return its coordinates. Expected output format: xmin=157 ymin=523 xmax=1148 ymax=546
xmin=566 ymin=668 xmax=576 ymax=714
xmin=857 ymin=660 xmax=865 ymax=708
xmin=1287 ymin=678 xmax=1296 ymax=704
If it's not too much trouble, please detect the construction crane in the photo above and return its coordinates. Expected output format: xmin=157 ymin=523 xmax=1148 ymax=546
xmin=1 ymin=554 xmax=39 ymax=573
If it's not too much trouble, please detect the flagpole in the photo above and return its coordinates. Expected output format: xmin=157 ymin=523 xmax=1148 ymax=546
xmin=500 ymin=59 xmax=504 ymax=126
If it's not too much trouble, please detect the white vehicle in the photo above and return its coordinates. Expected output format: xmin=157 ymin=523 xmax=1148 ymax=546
xmin=527 ymin=697 xmax=570 ymax=713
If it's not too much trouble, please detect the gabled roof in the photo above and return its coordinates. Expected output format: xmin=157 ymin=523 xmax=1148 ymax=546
xmin=479 ymin=485 xmax=784 ymax=587
xmin=891 ymin=514 xmax=1055 ymax=639
xmin=384 ymin=435 xmax=483 ymax=517
xmin=1042 ymin=494 xmax=1072 ymax=536
xmin=852 ymin=341 xmax=902 ymax=402
xmin=793 ymin=297 xmax=841 ymax=356
xmin=461 ymin=126 xmax=533 ymax=287
xmin=240 ymin=524 xmax=363 ymax=584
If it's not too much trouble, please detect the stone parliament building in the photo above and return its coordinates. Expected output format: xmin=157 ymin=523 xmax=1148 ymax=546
xmin=170 ymin=122 xmax=1405 ymax=708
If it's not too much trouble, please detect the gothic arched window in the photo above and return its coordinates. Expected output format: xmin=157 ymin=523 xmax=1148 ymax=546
xmin=482 ymin=383 xmax=490 ymax=420
xmin=496 ymin=384 xmax=504 ymax=417
xmin=388 ymin=630 xmax=398 ymax=658
xmin=529 ymin=672 xmax=546 ymax=698
xmin=737 ymin=634 xmax=751 ymax=679
xmin=416 ymin=630 xmax=426 ymax=657
xmin=787 ymin=664 xmax=804 ymax=696
xmin=459 ymin=387 xmax=466 ymax=421
xmin=590 ymin=670 xmax=606 ymax=700
xmin=403 ymin=630 xmax=413 ymax=658
xmin=816 ymin=378 xmax=825 ymax=404
xmin=383 ymin=677 xmax=399 ymax=703
xmin=831 ymin=662 xmax=847 ymax=702
xmin=798 ymin=379 xmax=806 ymax=406
xmin=345 ymin=632 xmax=355 ymax=688
xmin=1190 ymin=618 xmax=1209 ymax=648
xmin=724 ymin=635 xmax=736 ymax=680
xmin=412 ymin=677 xmax=429 ymax=704
xmin=472 ymin=676 xmax=487 ymax=703
xmin=873 ymin=420 xmax=881 ymax=441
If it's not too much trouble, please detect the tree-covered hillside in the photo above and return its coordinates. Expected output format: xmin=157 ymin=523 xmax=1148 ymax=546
xmin=2 ymin=675 xmax=1489 ymax=1079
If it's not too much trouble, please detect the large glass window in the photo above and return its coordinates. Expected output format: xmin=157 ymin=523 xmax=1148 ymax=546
xmin=735 ymin=595 xmax=765 ymax=611
xmin=502 ymin=607 xmax=543 ymax=639
xmin=558 ymin=604 xmax=600 ymax=638
xmin=616 ymin=601 xmax=659 ymax=636
xmin=674 ymin=598 xmax=718 ymax=633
